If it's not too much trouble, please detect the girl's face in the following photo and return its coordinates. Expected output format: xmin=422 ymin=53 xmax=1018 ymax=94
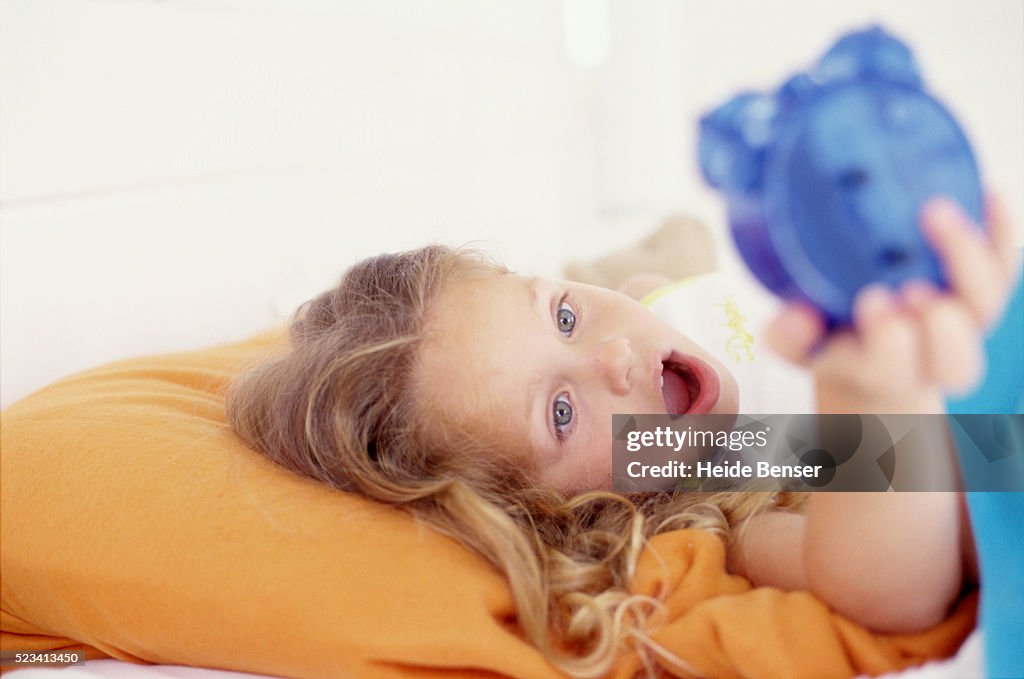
xmin=415 ymin=273 xmax=739 ymax=493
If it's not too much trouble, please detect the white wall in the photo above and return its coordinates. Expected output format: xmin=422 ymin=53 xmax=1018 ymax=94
xmin=2 ymin=0 xmax=1021 ymax=408
xmin=600 ymin=0 xmax=1024 ymax=254
xmin=1 ymin=0 xmax=600 ymax=407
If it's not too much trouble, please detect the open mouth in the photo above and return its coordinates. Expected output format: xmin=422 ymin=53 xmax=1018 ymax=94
xmin=660 ymin=355 xmax=720 ymax=415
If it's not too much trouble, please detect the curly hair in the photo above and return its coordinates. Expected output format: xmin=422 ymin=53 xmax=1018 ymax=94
xmin=226 ymin=245 xmax=798 ymax=677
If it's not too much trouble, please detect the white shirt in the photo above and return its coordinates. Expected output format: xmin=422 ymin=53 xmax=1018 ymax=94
xmin=642 ymin=271 xmax=815 ymax=414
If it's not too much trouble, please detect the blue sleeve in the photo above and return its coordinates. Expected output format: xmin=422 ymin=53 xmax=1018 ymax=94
xmin=947 ymin=269 xmax=1024 ymax=415
xmin=947 ymin=267 xmax=1023 ymax=678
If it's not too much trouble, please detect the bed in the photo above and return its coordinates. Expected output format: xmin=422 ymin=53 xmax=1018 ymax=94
xmin=1 ymin=329 xmax=979 ymax=678
xmin=2 ymin=631 xmax=987 ymax=678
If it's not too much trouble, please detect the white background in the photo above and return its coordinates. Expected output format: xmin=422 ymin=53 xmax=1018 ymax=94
xmin=2 ymin=0 xmax=1022 ymax=408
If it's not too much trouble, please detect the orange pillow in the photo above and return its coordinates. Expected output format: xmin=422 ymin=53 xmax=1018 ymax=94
xmin=1 ymin=331 xmax=974 ymax=678
xmin=0 ymin=331 xmax=562 ymax=677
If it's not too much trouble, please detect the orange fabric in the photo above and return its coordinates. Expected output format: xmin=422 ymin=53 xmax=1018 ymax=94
xmin=1 ymin=331 xmax=974 ymax=677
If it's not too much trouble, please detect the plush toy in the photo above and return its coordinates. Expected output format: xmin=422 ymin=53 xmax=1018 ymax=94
xmin=563 ymin=214 xmax=717 ymax=293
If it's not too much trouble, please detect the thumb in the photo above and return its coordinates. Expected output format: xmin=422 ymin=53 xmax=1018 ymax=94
xmin=763 ymin=302 xmax=825 ymax=367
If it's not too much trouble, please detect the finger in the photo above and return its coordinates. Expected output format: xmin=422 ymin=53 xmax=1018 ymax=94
xmin=923 ymin=302 xmax=984 ymax=394
xmin=902 ymin=286 xmax=985 ymax=394
xmin=808 ymin=329 xmax=863 ymax=388
xmin=852 ymin=285 xmax=920 ymax=387
xmin=764 ymin=301 xmax=826 ymax=367
xmin=921 ymin=197 xmax=1007 ymax=327
xmin=807 ymin=287 xmax=895 ymax=389
xmin=853 ymin=284 xmax=899 ymax=335
xmin=984 ymin=193 xmax=1023 ymax=283
xmin=899 ymin=279 xmax=942 ymax=309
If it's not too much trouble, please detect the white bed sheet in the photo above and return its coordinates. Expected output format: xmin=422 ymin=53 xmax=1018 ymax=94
xmin=866 ymin=630 xmax=984 ymax=679
xmin=3 ymin=663 xmax=270 ymax=678
xmin=5 ymin=630 xmax=984 ymax=679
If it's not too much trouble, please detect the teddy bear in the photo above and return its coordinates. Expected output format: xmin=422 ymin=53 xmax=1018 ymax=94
xmin=562 ymin=213 xmax=717 ymax=298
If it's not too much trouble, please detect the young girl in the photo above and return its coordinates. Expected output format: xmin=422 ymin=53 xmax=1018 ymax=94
xmin=227 ymin=195 xmax=1018 ymax=677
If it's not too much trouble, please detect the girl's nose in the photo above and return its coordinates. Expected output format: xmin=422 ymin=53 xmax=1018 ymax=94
xmin=589 ymin=338 xmax=633 ymax=395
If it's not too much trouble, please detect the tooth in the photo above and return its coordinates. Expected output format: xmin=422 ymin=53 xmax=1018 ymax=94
xmin=660 ymin=375 xmax=665 ymax=387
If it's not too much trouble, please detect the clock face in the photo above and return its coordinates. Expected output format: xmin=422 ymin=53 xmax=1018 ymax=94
xmin=761 ymin=80 xmax=983 ymax=322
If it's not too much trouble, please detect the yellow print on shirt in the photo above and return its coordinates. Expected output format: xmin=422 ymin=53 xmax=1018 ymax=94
xmin=716 ymin=295 xmax=755 ymax=363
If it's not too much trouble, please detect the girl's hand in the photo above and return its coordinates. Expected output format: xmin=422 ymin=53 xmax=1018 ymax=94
xmin=765 ymin=194 xmax=1021 ymax=414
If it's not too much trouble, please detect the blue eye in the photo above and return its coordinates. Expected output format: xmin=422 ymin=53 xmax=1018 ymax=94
xmin=556 ymin=301 xmax=576 ymax=335
xmin=553 ymin=394 xmax=573 ymax=439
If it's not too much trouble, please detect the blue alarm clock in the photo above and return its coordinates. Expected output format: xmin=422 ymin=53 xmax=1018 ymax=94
xmin=699 ymin=26 xmax=984 ymax=325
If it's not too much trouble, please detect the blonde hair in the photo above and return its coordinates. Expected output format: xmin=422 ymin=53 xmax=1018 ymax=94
xmin=227 ymin=245 xmax=800 ymax=677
